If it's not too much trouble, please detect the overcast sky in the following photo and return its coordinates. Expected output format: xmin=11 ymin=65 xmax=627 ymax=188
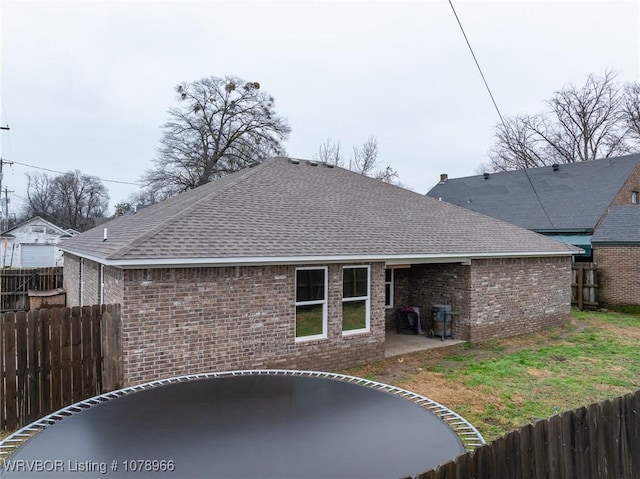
xmin=1 ymin=0 xmax=639 ymax=216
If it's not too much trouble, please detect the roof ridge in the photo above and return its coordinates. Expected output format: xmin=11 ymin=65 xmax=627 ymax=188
xmin=104 ymin=161 xmax=272 ymax=260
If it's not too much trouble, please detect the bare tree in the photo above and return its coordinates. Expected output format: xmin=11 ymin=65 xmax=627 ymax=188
xmin=313 ymin=137 xmax=344 ymax=167
xmin=623 ymin=82 xmax=640 ymax=143
xmin=142 ymin=76 xmax=291 ymax=199
xmin=488 ymin=71 xmax=634 ymax=172
xmin=313 ymin=136 xmax=398 ymax=183
xmin=25 ymin=173 xmax=57 ymax=220
xmin=23 ymin=171 xmax=109 ymax=231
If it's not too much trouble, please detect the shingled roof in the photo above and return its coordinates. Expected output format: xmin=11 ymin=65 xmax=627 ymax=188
xmin=427 ymin=154 xmax=640 ymax=233
xmin=592 ymin=206 xmax=640 ymax=244
xmin=60 ymin=157 xmax=577 ymax=267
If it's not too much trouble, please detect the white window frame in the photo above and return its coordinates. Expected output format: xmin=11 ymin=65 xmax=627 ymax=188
xmin=632 ymin=191 xmax=639 ymax=204
xmin=385 ymin=268 xmax=394 ymax=309
xmin=294 ymin=266 xmax=328 ymax=342
xmin=342 ymin=265 xmax=370 ymax=336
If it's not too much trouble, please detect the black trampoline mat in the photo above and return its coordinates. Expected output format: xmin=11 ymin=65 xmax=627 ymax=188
xmin=2 ymin=375 xmax=465 ymax=478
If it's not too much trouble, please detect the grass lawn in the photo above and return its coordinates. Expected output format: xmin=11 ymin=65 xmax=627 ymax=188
xmin=343 ymin=309 xmax=640 ymax=442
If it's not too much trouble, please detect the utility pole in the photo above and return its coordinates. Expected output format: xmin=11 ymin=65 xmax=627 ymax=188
xmin=0 ymin=158 xmax=14 ymax=232
xmin=3 ymin=187 xmax=13 ymax=231
xmin=0 ymin=124 xmax=11 ymax=233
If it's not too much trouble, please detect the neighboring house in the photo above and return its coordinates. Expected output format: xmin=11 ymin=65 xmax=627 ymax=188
xmin=427 ymin=154 xmax=640 ymax=261
xmin=592 ymin=206 xmax=640 ymax=307
xmin=60 ymin=157 xmax=577 ymax=386
xmin=0 ymin=216 xmax=78 ymax=268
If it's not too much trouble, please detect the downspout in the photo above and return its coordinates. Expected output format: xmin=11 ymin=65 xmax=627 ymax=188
xmin=79 ymin=258 xmax=84 ymax=306
xmin=100 ymin=264 xmax=105 ymax=305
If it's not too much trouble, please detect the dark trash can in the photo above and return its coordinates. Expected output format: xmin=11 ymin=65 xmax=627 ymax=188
xmin=430 ymin=304 xmax=453 ymax=340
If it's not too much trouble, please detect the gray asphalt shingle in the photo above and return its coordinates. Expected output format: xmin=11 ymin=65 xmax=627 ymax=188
xmin=592 ymin=206 xmax=640 ymax=244
xmin=60 ymin=158 xmax=577 ymax=264
xmin=427 ymin=155 xmax=640 ymax=233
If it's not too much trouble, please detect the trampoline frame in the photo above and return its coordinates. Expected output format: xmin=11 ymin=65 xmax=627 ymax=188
xmin=0 ymin=369 xmax=485 ymax=463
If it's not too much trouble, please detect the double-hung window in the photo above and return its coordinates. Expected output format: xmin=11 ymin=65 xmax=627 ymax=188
xmin=342 ymin=266 xmax=370 ymax=334
xmin=295 ymin=267 xmax=327 ymax=341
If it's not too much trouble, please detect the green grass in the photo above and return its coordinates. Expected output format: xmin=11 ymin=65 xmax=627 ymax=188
xmin=344 ymin=309 xmax=640 ymax=441
xmin=442 ymin=311 xmax=640 ymax=439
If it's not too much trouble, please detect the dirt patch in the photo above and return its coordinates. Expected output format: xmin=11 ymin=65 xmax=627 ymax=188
xmin=401 ymin=371 xmax=501 ymax=416
xmin=526 ymin=367 xmax=552 ymax=379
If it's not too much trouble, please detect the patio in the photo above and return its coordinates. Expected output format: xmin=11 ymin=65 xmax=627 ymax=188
xmin=384 ymin=331 xmax=465 ymax=358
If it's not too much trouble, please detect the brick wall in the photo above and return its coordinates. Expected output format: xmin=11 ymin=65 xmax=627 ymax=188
xmin=65 ymin=253 xmax=124 ymax=307
xmin=81 ymin=259 xmax=101 ymax=305
xmin=117 ymin=262 xmax=386 ymax=386
xmin=466 ymin=257 xmax=572 ymax=342
xmin=404 ymin=257 xmax=571 ymax=342
xmin=594 ymin=245 xmax=640 ymax=307
xmin=408 ymin=263 xmax=471 ymax=339
xmin=63 ymin=253 xmax=81 ymax=306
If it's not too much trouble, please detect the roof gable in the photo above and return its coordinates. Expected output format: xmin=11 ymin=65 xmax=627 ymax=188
xmin=60 ymin=158 xmax=577 ymax=266
xmin=0 ymin=216 xmax=74 ymax=238
xmin=427 ymin=155 xmax=640 ymax=233
xmin=592 ymin=206 xmax=640 ymax=244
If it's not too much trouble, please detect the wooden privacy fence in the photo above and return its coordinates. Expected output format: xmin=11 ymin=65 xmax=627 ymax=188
xmin=0 ymin=267 xmax=64 ymax=312
xmin=416 ymin=389 xmax=640 ymax=479
xmin=572 ymin=263 xmax=598 ymax=310
xmin=0 ymin=304 xmax=122 ymax=431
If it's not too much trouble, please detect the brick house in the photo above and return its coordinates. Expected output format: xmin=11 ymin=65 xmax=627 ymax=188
xmin=61 ymin=157 xmax=576 ymax=386
xmin=427 ymin=154 xmax=640 ymax=262
xmin=0 ymin=216 xmax=78 ymax=268
xmin=592 ymin=206 xmax=640 ymax=307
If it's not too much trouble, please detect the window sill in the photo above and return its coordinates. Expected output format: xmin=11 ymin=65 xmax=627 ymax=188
xmin=342 ymin=329 xmax=370 ymax=338
xmin=295 ymin=334 xmax=328 ymax=344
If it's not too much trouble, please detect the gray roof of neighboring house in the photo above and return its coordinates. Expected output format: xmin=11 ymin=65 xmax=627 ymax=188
xmin=427 ymin=154 xmax=640 ymax=233
xmin=592 ymin=206 xmax=640 ymax=244
xmin=60 ymin=157 xmax=578 ymax=267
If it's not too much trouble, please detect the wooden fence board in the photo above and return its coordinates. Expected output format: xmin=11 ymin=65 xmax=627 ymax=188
xmin=4 ymin=313 xmax=17 ymax=431
xmin=81 ymin=305 xmax=92 ymax=399
xmin=61 ymin=312 xmax=72 ymax=407
xmin=40 ymin=309 xmax=51 ymax=419
xmin=0 ymin=267 xmax=64 ymax=312
xmin=91 ymin=305 xmax=102 ymax=393
xmin=26 ymin=311 xmax=38 ymax=422
xmin=15 ymin=311 xmax=27 ymax=424
xmin=1 ymin=304 xmax=121 ymax=431
xmin=71 ymin=307 xmax=82 ymax=403
xmin=0 ymin=307 xmax=4 ymax=429
xmin=50 ymin=308 xmax=62 ymax=412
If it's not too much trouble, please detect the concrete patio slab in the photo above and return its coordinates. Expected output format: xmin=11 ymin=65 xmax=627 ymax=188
xmin=385 ymin=332 xmax=465 ymax=358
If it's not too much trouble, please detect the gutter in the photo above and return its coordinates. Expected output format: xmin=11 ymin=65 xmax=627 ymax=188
xmin=59 ymin=249 xmax=576 ymax=269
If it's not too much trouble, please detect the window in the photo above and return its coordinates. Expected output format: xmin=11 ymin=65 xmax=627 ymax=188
xmin=385 ymin=268 xmax=394 ymax=308
xmin=295 ymin=268 xmax=327 ymax=340
xmin=342 ymin=266 xmax=370 ymax=334
xmin=31 ymin=226 xmax=45 ymax=233
xmin=632 ymin=191 xmax=639 ymax=204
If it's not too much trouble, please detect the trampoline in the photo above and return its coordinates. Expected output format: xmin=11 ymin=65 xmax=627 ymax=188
xmin=0 ymin=370 xmax=484 ymax=478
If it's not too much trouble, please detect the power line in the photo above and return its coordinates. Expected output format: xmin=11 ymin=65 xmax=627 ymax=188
xmin=448 ymin=0 xmax=505 ymax=127
xmin=10 ymin=160 xmax=143 ymax=186
xmin=448 ymin=0 xmax=559 ymax=233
